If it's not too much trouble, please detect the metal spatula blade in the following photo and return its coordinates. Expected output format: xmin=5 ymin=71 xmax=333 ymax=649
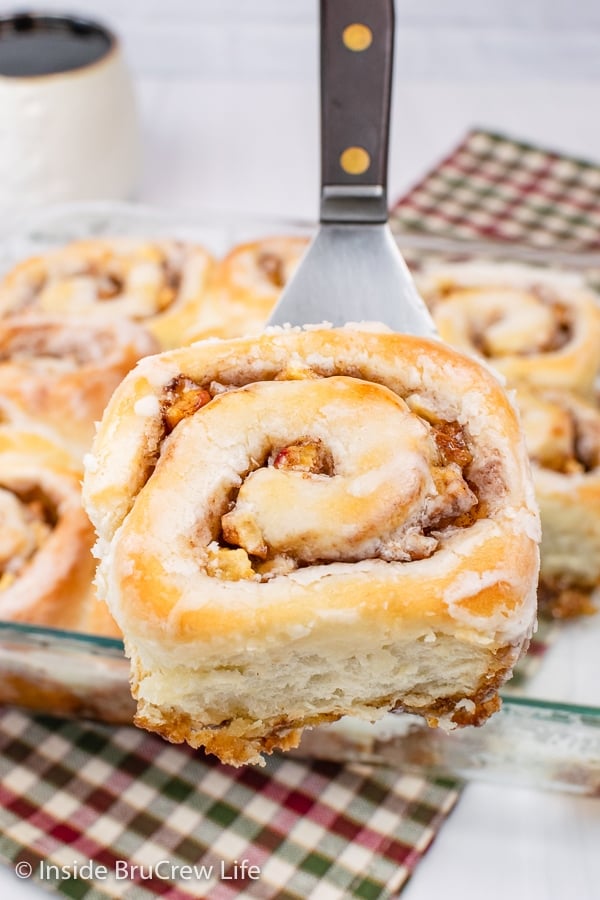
xmin=267 ymin=0 xmax=436 ymax=337
xmin=268 ymin=222 xmax=436 ymax=335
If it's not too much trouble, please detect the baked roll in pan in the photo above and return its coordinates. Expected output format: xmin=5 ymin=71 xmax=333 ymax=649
xmin=0 ymin=316 xmax=157 ymax=459
xmin=0 ymin=238 xmax=214 ymax=349
xmin=184 ymin=236 xmax=309 ymax=341
xmin=517 ymin=387 xmax=600 ymax=618
xmin=418 ymin=262 xmax=600 ymax=394
xmin=0 ymin=428 xmax=118 ymax=637
xmin=83 ymin=325 xmax=539 ymax=766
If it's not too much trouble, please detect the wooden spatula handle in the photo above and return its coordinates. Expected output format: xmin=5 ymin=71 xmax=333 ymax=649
xmin=320 ymin=0 xmax=394 ymax=224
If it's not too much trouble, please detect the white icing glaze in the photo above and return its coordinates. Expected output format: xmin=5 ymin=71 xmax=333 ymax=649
xmin=133 ymin=395 xmax=161 ymax=417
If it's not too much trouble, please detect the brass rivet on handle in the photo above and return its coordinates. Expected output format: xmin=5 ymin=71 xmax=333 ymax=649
xmin=340 ymin=146 xmax=371 ymax=175
xmin=342 ymin=23 xmax=373 ymax=51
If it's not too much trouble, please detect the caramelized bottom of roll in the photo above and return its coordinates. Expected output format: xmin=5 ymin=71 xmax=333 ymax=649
xmin=538 ymin=581 xmax=598 ymax=621
xmin=132 ymin=635 xmax=517 ymax=766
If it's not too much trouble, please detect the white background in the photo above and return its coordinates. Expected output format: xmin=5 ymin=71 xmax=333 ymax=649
xmin=1 ymin=2 xmax=600 ymax=899
xmin=3 ymin=0 xmax=600 ymax=82
xmin=2 ymin=0 xmax=600 ymax=220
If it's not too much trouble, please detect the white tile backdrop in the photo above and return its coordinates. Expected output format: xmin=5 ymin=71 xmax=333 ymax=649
xmin=1 ymin=0 xmax=599 ymax=80
xmin=1 ymin=1 xmax=600 ymax=219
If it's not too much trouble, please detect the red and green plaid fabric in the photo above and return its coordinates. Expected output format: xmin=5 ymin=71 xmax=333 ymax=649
xmin=1 ymin=128 xmax=599 ymax=899
xmin=391 ymin=128 xmax=600 ymax=251
xmin=0 ymin=710 xmax=457 ymax=898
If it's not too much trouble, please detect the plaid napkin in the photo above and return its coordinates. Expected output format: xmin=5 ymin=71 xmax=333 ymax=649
xmin=390 ymin=128 xmax=600 ymax=251
xmin=0 ymin=711 xmax=457 ymax=899
xmin=1 ymin=127 xmax=599 ymax=899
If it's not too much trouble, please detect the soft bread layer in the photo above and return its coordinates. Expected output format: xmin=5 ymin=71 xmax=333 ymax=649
xmin=83 ymin=324 xmax=540 ymax=765
xmin=133 ymin=632 xmax=516 ymax=766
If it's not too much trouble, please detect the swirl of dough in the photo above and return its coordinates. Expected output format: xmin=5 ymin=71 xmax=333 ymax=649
xmin=0 ymin=316 xmax=157 ymax=459
xmin=220 ymin=379 xmax=435 ymax=562
xmin=0 ymin=238 xmax=214 ymax=349
xmin=127 ymin=376 xmax=477 ymax=579
xmin=453 ymin=289 xmax=557 ymax=357
xmin=418 ymin=262 xmax=600 ymax=394
xmin=83 ymin=325 xmax=539 ymax=766
xmin=0 ymin=487 xmax=42 ymax=574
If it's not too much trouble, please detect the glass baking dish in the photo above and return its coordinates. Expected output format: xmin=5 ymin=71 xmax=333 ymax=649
xmin=1 ymin=202 xmax=599 ymax=795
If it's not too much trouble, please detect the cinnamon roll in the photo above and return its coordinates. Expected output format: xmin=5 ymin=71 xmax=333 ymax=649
xmin=517 ymin=387 xmax=600 ymax=618
xmin=418 ymin=263 xmax=600 ymax=394
xmin=0 ymin=238 xmax=214 ymax=349
xmin=184 ymin=236 xmax=309 ymax=341
xmin=0 ymin=316 xmax=157 ymax=459
xmin=83 ymin=325 xmax=540 ymax=766
xmin=0 ymin=395 xmax=39 ymax=432
xmin=0 ymin=428 xmax=118 ymax=637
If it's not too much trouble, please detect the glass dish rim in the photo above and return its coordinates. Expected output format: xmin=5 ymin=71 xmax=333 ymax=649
xmin=1 ymin=621 xmax=599 ymax=719
xmin=4 ymin=197 xmax=600 ymax=267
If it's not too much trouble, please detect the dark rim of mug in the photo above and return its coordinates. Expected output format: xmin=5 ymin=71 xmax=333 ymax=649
xmin=0 ymin=12 xmax=118 ymax=79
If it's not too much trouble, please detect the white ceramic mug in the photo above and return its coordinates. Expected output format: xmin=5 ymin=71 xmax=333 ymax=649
xmin=0 ymin=13 xmax=141 ymax=217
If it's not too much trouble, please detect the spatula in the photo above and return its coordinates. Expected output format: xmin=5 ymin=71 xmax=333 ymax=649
xmin=268 ymin=0 xmax=436 ymax=336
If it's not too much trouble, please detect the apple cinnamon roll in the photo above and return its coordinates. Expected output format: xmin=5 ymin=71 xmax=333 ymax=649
xmin=0 ymin=395 xmax=39 ymax=432
xmin=83 ymin=325 xmax=539 ymax=766
xmin=517 ymin=387 xmax=600 ymax=618
xmin=418 ymin=262 xmax=600 ymax=394
xmin=0 ymin=316 xmax=157 ymax=459
xmin=0 ymin=238 xmax=214 ymax=349
xmin=184 ymin=236 xmax=309 ymax=341
xmin=0 ymin=428 xmax=118 ymax=636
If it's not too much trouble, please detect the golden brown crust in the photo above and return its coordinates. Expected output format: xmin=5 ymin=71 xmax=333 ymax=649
xmin=134 ymin=706 xmax=304 ymax=767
